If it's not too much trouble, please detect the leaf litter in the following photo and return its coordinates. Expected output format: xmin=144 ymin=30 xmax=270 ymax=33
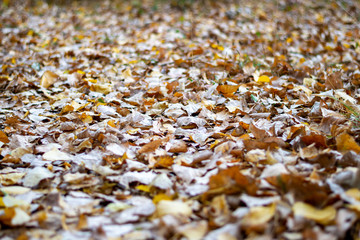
xmin=1 ymin=0 xmax=360 ymax=239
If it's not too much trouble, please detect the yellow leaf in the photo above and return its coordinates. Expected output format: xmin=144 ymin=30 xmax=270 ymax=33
xmin=336 ymin=132 xmax=360 ymax=154
xmin=80 ymin=113 xmax=93 ymax=124
xmin=60 ymin=105 xmax=74 ymax=114
xmin=210 ymin=140 xmax=220 ymax=149
xmin=292 ymin=202 xmax=336 ymax=225
xmin=0 ymin=207 xmax=30 ymax=226
xmin=257 ymin=75 xmax=270 ymax=83
xmin=91 ymin=83 xmax=112 ymax=94
xmin=241 ymin=203 xmax=276 ymax=228
xmin=346 ymin=188 xmax=360 ymax=201
xmin=153 ymin=193 xmax=172 ymax=204
xmin=136 ymin=185 xmax=152 ymax=192
xmin=107 ymin=120 xmax=116 ymax=128
xmin=347 ymin=204 xmax=360 ymax=214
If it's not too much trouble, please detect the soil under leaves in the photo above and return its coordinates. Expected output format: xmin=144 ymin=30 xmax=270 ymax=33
xmin=1 ymin=0 xmax=360 ymax=239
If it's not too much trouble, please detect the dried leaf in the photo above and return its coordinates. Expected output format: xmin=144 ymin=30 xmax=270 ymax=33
xmin=216 ymin=85 xmax=239 ymax=97
xmin=0 ymin=131 xmax=9 ymax=144
xmin=154 ymin=200 xmax=192 ymax=218
xmin=40 ymin=70 xmax=59 ymax=88
xmin=336 ymin=132 xmax=360 ymax=154
xmin=292 ymin=202 xmax=336 ymax=225
xmin=138 ymin=137 xmax=168 ymax=154
xmin=241 ymin=203 xmax=276 ymax=229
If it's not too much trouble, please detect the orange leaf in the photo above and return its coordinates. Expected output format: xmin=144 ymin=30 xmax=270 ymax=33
xmin=216 ymin=85 xmax=239 ymax=97
xmin=138 ymin=137 xmax=168 ymax=154
xmin=76 ymin=214 xmax=88 ymax=230
xmin=207 ymin=166 xmax=257 ymax=196
xmin=107 ymin=120 xmax=116 ymax=128
xmin=336 ymin=132 xmax=360 ymax=154
xmin=60 ymin=105 xmax=74 ymax=114
xmin=0 ymin=131 xmax=9 ymax=144
xmin=154 ymin=155 xmax=174 ymax=168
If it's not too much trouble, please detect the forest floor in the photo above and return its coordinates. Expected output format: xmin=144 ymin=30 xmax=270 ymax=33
xmin=1 ymin=0 xmax=360 ymax=239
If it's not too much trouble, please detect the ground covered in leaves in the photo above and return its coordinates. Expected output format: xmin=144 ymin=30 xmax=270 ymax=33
xmin=1 ymin=0 xmax=360 ymax=239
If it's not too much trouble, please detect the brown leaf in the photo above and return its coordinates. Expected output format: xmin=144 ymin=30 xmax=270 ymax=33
xmin=325 ymin=72 xmax=343 ymax=90
xmin=167 ymin=140 xmax=187 ymax=153
xmin=206 ymin=166 xmax=257 ymax=198
xmin=301 ymin=134 xmax=327 ymax=148
xmin=266 ymin=174 xmax=331 ymax=207
xmin=249 ymin=122 xmax=270 ymax=140
xmin=166 ymin=81 xmax=179 ymax=94
xmin=138 ymin=137 xmax=168 ymax=154
xmin=76 ymin=214 xmax=88 ymax=230
xmin=40 ymin=71 xmax=59 ymax=88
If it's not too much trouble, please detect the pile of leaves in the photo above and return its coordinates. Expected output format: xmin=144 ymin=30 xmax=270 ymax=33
xmin=1 ymin=0 xmax=360 ymax=239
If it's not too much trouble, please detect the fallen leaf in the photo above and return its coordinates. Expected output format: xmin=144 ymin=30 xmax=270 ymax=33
xmin=42 ymin=148 xmax=73 ymax=161
xmin=336 ymin=132 xmax=360 ymax=154
xmin=22 ymin=167 xmax=54 ymax=188
xmin=154 ymin=200 xmax=192 ymax=218
xmin=40 ymin=71 xmax=59 ymax=88
xmin=241 ymin=203 xmax=276 ymax=230
xmin=216 ymin=85 xmax=239 ymax=97
xmin=0 ymin=131 xmax=9 ymax=144
xmin=256 ymin=75 xmax=270 ymax=83
xmin=292 ymin=202 xmax=336 ymax=225
xmin=0 ymin=207 xmax=31 ymax=226
xmin=138 ymin=137 xmax=168 ymax=154
xmin=178 ymin=221 xmax=208 ymax=240
xmin=154 ymin=155 xmax=174 ymax=168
